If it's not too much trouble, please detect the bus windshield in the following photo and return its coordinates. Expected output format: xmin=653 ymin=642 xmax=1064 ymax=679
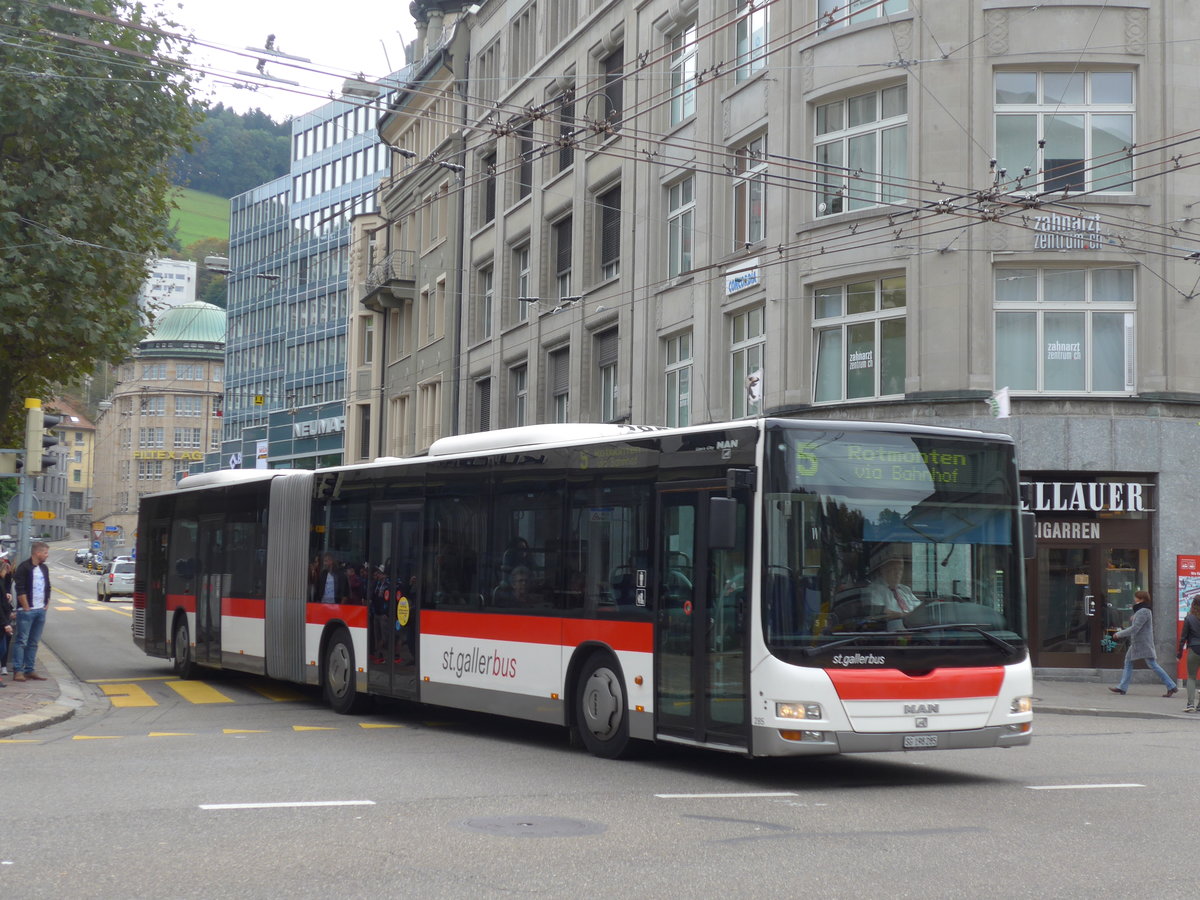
xmin=762 ymin=425 xmax=1026 ymax=664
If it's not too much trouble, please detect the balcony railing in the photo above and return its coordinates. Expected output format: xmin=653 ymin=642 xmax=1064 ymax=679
xmin=360 ymin=250 xmax=417 ymax=310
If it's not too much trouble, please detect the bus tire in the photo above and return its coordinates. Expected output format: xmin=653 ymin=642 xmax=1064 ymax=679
xmin=575 ymin=652 xmax=632 ymax=759
xmin=173 ymin=618 xmax=196 ymax=680
xmin=323 ymin=629 xmax=358 ymax=715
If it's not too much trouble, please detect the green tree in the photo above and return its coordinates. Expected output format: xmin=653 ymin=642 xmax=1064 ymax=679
xmin=0 ymin=1 xmax=202 ymax=446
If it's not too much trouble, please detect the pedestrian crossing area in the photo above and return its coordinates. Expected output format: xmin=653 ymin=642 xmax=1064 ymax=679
xmin=49 ymin=593 xmax=132 ymax=617
xmin=91 ymin=675 xmax=309 ymax=707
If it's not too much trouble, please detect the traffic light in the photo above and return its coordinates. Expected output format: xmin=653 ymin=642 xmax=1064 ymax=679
xmin=23 ymin=398 xmax=62 ymax=475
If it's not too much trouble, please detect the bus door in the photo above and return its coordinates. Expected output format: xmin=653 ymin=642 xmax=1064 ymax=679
xmin=194 ymin=513 xmax=225 ymax=665
xmin=367 ymin=504 xmax=422 ymax=699
xmin=655 ymin=482 xmax=749 ymax=749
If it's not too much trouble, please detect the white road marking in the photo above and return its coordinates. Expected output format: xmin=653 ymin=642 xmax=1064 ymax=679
xmin=199 ymin=800 xmax=376 ymax=810
xmin=655 ymin=792 xmax=799 ymax=799
xmin=1026 ymin=783 xmax=1144 ymax=791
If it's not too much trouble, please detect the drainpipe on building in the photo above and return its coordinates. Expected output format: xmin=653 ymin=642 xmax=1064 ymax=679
xmin=449 ymin=13 xmax=472 ymax=435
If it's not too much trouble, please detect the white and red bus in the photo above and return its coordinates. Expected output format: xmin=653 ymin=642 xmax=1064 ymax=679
xmin=133 ymin=418 xmax=1033 ymax=757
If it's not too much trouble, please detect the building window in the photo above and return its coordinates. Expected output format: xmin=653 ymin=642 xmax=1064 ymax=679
xmin=516 ymin=120 xmax=534 ymax=201
xmin=509 ymin=2 xmax=538 ymax=86
xmin=142 ymin=396 xmax=165 ymax=416
xmin=665 ymin=331 xmax=692 ymax=427
xmin=481 ymin=151 xmax=497 ymax=224
xmin=813 ymin=274 xmax=906 ymax=402
xmin=173 ymin=427 xmax=201 ymax=448
xmin=361 ymin=316 xmax=374 ymax=365
xmin=138 ymin=427 xmax=165 ymax=448
xmin=556 ymin=89 xmax=575 ymax=174
xmin=733 ymin=134 xmax=767 ymax=247
xmin=511 ymin=364 xmax=528 ymax=426
xmin=175 ymin=396 xmax=202 ymax=417
xmin=472 ymin=265 xmax=494 ymax=344
xmin=734 ymin=1 xmax=767 ymax=82
xmin=730 ymin=307 xmax=765 ymax=418
xmin=553 ymin=217 xmax=573 ymax=298
xmin=667 ymin=176 xmax=695 ymax=277
xmin=476 ymin=378 xmax=492 ymax=432
xmin=390 ymin=394 xmax=413 ymax=457
xmin=358 ymin=404 xmax=371 ymax=460
xmin=816 ymin=84 xmax=907 ymax=216
xmin=669 ymin=24 xmax=698 ymax=125
xmin=595 ymin=329 xmax=619 ymax=421
xmin=417 ymin=379 xmax=441 ymax=450
xmin=142 ymin=363 xmax=166 ymax=380
xmin=602 ymin=47 xmax=623 ymax=130
xmin=995 ymin=71 xmax=1134 ymax=194
xmin=598 ymin=185 xmax=621 ymax=282
xmin=513 ymin=243 xmax=531 ymax=323
xmin=818 ymin=0 xmax=908 ymax=30
xmin=137 ymin=459 xmax=164 ymax=481
xmin=549 ymin=347 xmax=570 ymax=422
xmin=995 ymin=268 xmax=1135 ymax=394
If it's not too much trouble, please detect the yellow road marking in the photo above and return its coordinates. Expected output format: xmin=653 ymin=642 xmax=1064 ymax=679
xmin=88 ymin=676 xmax=177 ymax=684
xmin=72 ymin=735 xmax=121 ymax=740
xmin=148 ymin=732 xmax=194 ymax=737
xmin=166 ymin=681 xmax=234 ymax=704
xmin=0 ymin=739 xmax=41 ymax=744
xmin=293 ymin=725 xmax=336 ymax=731
xmin=248 ymin=682 xmax=305 ymax=702
xmin=100 ymin=683 xmax=158 ymax=707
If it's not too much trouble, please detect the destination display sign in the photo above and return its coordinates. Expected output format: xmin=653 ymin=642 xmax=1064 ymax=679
xmin=785 ymin=433 xmax=1006 ymax=494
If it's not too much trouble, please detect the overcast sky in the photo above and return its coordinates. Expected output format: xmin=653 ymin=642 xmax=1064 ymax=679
xmin=174 ymin=0 xmax=418 ymax=120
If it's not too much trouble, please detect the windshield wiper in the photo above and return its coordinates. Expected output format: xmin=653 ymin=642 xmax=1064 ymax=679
xmin=798 ymin=624 xmax=1019 ymax=658
xmin=900 ymin=623 xmax=1019 ymax=657
xmin=799 ymin=633 xmax=880 ymax=657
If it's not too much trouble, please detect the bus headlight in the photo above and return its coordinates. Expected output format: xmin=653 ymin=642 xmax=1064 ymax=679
xmin=1010 ymin=696 xmax=1032 ymax=714
xmin=776 ymin=702 xmax=822 ymax=720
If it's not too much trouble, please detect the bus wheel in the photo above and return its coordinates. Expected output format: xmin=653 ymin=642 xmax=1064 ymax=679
xmin=173 ymin=619 xmax=195 ymax=680
xmin=323 ymin=629 xmax=358 ymax=715
xmin=575 ymin=653 xmax=631 ymax=759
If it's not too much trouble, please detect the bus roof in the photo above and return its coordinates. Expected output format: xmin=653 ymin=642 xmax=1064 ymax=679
xmin=427 ymin=423 xmax=669 ymax=457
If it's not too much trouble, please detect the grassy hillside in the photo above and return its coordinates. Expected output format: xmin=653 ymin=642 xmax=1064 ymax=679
xmin=171 ymin=187 xmax=230 ymax=246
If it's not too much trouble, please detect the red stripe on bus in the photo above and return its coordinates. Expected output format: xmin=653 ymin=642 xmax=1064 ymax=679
xmin=826 ymin=667 xmax=1005 ymax=700
xmin=423 ymin=610 xmax=653 ymax=653
xmin=222 ymin=597 xmax=265 ymax=619
xmin=305 ymin=603 xmax=369 ymax=628
xmin=167 ymin=593 xmax=196 ymax=613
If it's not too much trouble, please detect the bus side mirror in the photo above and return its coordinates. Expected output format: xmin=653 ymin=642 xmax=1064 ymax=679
xmin=709 ymin=497 xmax=738 ymax=550
xmin=1021 ymin=511 xmax=1036 ymax=560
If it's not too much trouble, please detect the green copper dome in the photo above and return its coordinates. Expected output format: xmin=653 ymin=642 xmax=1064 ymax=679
xmin=138 ymin=301 xmax=225 ymax=359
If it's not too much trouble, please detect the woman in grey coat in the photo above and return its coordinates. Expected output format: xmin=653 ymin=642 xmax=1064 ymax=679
xmin=1109 ymin=590 xmax=1178 ymax=696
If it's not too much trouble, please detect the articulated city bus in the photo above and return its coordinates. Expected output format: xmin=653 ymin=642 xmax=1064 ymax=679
xmin=133 ymin=418 xmax=1033 ymax=758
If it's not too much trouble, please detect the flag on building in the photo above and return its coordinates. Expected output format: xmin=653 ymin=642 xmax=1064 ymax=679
xmin=988 ymin=387 xmax=1011 ymax=419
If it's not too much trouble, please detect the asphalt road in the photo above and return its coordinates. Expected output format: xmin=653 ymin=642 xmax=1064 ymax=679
xmin=3 ymin=550 xmax=1192 ymax=898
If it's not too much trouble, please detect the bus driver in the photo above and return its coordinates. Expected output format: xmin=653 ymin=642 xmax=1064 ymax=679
xmin=863 ymin=547 xmax=921 ymax=631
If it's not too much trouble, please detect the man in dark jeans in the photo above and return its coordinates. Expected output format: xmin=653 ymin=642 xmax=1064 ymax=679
xmin=12 ymin=541 xmax=51 ymax=682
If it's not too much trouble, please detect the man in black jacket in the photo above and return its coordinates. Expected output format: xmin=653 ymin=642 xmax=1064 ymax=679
xmin=12 ymin=541 xmax=51 ymax=682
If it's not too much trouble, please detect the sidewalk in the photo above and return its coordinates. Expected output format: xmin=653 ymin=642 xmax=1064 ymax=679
xmin=0 ymin=646 xmax=85 ymax=739
xmin=0 ymin=652 xmax=1194 ymax=738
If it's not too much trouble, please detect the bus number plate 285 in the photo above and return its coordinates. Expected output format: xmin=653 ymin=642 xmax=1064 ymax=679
xmin=903 ymin=734 xmax=938 ymax=749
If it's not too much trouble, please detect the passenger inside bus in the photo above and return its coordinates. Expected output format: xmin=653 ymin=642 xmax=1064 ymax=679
xmin=493 ymin=565 xmax=538 ymax=608
xmin=311 ymin=552 xmax=349 ymax=604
